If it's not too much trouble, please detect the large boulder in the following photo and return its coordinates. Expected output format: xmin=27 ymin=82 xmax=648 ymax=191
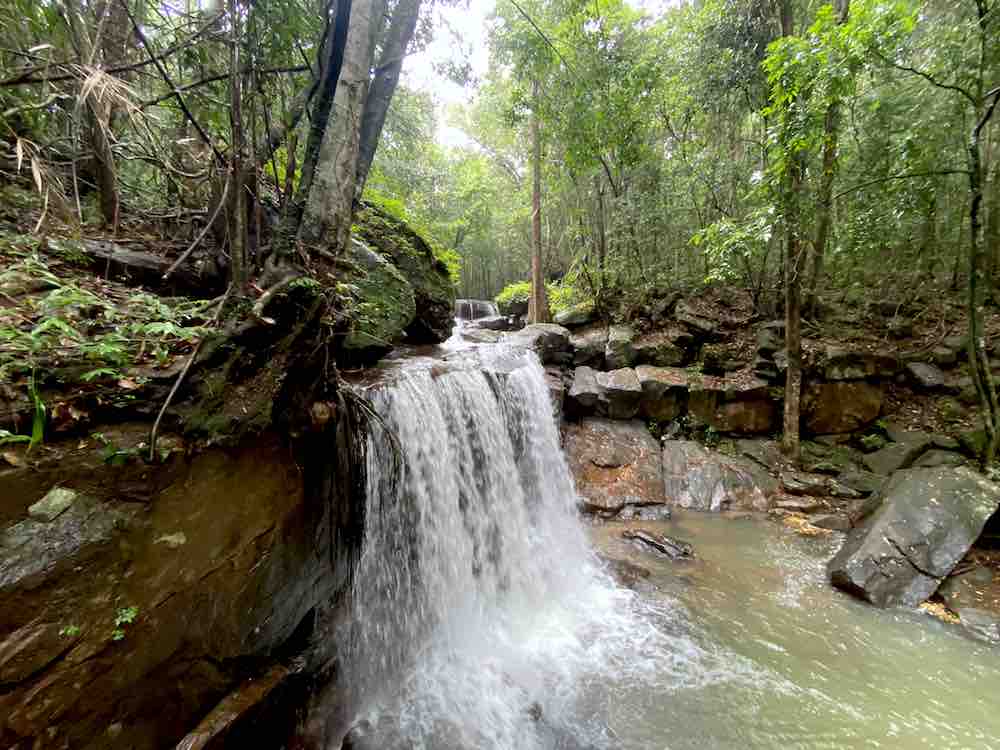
xmin=605 ymin=325 xmax=638 ymax=370
xmin=862 ymin=432 xmax=932 ymax=475
xmin=632 ymin=329 xmax=689 ymax=367
xmin=662 ymin=440 xmax=777 ymax=512
xmin=596 ymin=368 xmax=642 ymax=419
xmin=567 ymin=366 xmax=602 ymax=416
xmin=563 ymin=419 xmax=666 ymax=515
xmin=687 ymin=374 xmax=778 ymax=435
xmin=353 ymin=202 xmax=455 ymax=344
xmin=819 ymin=346 xmax=899 ymax=381
xmin=505 ymin=324 xmax=572 ymax=365
xmin=569 ymin=324 xmax=609 ymax=368
xmin=554 ymin=302 xmax=596 ymax=328
xmin=828 ymin=467 xmax=1000 ymax=608
xmin=802 ymin=381 xmax=883 ymax=434
xmin=635 ymin=366 xmax=687 ymax=422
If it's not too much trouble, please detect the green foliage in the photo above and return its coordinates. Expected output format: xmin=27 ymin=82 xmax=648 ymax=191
xmin=59 ymin=625 xmax=81 ymax=637
xmin=111 ymin=606 xmax=139 ymax=642
xmin=495 ymin=281 xmax=531 ymax=308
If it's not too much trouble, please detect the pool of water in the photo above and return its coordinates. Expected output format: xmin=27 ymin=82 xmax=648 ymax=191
xmin=590 ymin=513 xmax=1000 ymax=750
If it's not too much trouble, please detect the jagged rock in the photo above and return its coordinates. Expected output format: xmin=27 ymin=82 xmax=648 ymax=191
xmin=862 ymin=433 xmax=932 ymax=475
xmin=737 ymin=439 xmax=785 ymax=472
xmin=623 ymin=529 xmax=694 ymax=559
xmin=617 ymin=504 xmax=672 ymax=521
xmin=914 ymin=449 xmax=966 ymax=468
xmin=802 ymin=381 xmax=883 ymax=434
xmin=937 ymin=566 xmax=994 ymax=611
xmin=828 ymin=479 xmax=863 ymax=499
xmin=675 ymin=300 xmax=723 ymax=340
xmin=467 ymin=315 xmax=513 ymax=332
xmin=461 ymin=328 xmax=502 ymax=344
xmin=756 ymin=321 xmax=785 ymax=356
xmin=569 ymin=324 xmax=609 ymax=368
xmin=605 ymin=325 xmax=638 ymax=370
xmin=27 ymin=486 xmax=78 ymax=522
xmin=780 ymin=472 xmax=830 ymax=496
xmin=828 ymin=467 xmax=1000 ymax=608
xmin=544 ymin=366 xmax=565 ymax=424
xmin=506 ymin=324 xmax=571 ymax=364
xmin=662 ymin=440 xmax=778 ymax=512
xmin=905 ymin=362 xmax=949 ymax=392
xmin=752 ymin=356 xmax=781 ymax=381
xmin=564 ymin=419 xmax=665 ymax=515
xmin=554 ymin=302 xmax=597 ymax=328
xmin=567 ymin=366 xmax=602 ymax=415
xmin=820 ymin=347 xmax=899 ymax=380
xmin=596 ymin=368 xmax=642 ymax=419
xmin=688 ymin=374 xmax=778 ymax=435
xmin=701 ymin=344 xmax=745 ymax=375
xmin=847 ymin=494 xmax=884 ymax=526
xmin=811 ymin=513 xmax=852 ymax=532
xmin=839 ymin=469 xmax=886 ymax=497
xmin=632 ymin=330 xmax=688 ymax=367
xmin=887 ymin=316 xmax=913 ymax=339
xmin=600 ymin=555 xmax=653 ymax=589
xmin=634 ymin=366 xmax=687 ymax=422
xmin=956 ymin=608 xmax=1000 ymax=644
xmin=649 ymin=291 xmax=681 ymax=323
xmin=773 ymin=494 xmax=823 ymax=513
xmin=932 ymin=346 xmax=959 ymax=368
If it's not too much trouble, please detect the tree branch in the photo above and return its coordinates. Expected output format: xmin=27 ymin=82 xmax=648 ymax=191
xmin=139 ymin=65 xmax=310 ymax=108
xmin=833 ymin=170 xmax=970 ymax=201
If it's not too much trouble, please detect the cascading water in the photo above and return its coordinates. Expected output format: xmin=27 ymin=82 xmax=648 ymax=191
xmin=340 ymin=347 xmax=679 ymax=749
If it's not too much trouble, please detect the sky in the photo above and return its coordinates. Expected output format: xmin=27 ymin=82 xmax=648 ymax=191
xmin=402 ymin=0 xmax=678 ymax=147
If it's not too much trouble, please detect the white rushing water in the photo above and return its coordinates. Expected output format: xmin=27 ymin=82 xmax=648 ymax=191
xmin=341 ymin=348 xmax=683 ymax=749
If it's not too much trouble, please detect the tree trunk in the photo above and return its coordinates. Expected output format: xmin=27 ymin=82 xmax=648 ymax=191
xmin=298 ymin=0 xmax=380 ymax=252
xmin=967 ymin=91 xmax=1000 ymax=467
xmin=355 ymin=0 xmax=422 ymax=198
xmin=529 ymin=79 xmax=549 ymax=324
xmin=228 ymin=0 xmax=247 ymax=290
xmin=779 ymin=0 xmax=802 ymax=463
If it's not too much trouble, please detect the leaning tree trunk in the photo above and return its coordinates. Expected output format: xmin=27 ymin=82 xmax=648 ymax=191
xmin=355 ymin=0 xmax=422 ymax=198
xmin=298 ymin=0 xmax=379 ymax=252
xmin=528 ymin=78 xmax=549 ymax=324
xmin=227 ymin=0 xmax=247 ymax=291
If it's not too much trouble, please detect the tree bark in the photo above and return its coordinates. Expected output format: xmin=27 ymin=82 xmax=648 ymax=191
xmin=355 ymin=0 xmax=422 ymax=198
xmin=529 ymin=78 xmax=549 ymax=324
xmin=298 ymin=0 xmax=379 ymax=252
xmin=227 ymin=0 xmax=247 ymax=290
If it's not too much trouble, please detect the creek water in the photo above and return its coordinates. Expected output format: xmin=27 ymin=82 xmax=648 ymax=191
xmin=339 ymin=344 xmax=1000 ymax=750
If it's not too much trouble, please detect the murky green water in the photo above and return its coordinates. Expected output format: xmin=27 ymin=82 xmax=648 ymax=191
xmin=591 ymin=513 xmax=1000 ymax=750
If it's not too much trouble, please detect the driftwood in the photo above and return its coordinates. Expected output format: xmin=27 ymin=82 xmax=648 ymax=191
xmin=623 ymin=529 xmax=694 ymax=560
xmin=79 ymin=239 xmax=225 ymax=297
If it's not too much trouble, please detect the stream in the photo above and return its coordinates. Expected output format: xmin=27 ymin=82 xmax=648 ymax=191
xmin=335 ymin=337 xmax=1000 ymax=750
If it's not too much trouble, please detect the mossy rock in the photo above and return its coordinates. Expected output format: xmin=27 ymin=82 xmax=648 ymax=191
xmin=340 ymin=239 xmax=416 ymax=362
xmin=353 ymin=203 xmax=454 ymax=343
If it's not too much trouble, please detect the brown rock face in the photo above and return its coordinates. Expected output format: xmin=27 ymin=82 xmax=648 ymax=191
xmin=563 ymin=418 xmax=665 ymax=515
xmin=0 ymin=436 xmax=349 ymax=750
xmin=802 ymin=381 xmax=883 ymax=434
xmin=687 ymin=375 xmax=778 ymax=435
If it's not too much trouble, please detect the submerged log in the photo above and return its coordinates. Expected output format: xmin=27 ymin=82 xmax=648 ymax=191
xmin=623 ymin=528 xmax=694 ymax=559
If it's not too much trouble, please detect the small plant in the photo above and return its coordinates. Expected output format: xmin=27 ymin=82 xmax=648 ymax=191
xmin=112 ymin=606 xmax=139 ymax=641
xmin=59 ymin=624 xmax=81 ymax=637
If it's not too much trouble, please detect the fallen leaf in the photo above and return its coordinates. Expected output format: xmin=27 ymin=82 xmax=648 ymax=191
xmin=2 ymin=451 xmax=22 ymax=467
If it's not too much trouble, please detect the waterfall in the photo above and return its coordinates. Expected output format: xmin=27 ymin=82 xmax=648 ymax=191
xmin=340 ymin=348 xmax=664 ymax=749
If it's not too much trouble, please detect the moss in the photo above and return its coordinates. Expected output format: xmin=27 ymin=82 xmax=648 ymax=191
xmin=339 ymin=239 xmax=416 ymax=353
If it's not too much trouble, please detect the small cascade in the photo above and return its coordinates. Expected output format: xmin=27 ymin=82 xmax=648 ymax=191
xmin=454 ymin=298 xmax=500 ymax=321
xmin=340 ymin=348 xmax=664 ymax=749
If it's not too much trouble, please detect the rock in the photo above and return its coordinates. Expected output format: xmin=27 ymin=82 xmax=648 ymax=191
xmin=802 ymin=381 xmax=883 ymax=434
xmin=354 ymin=202 xmax=455 ymax=344
xmin=340 ymin=239 xmax=417 ymax=363
xmin=905 ymin=362 xmax=949 ymax=392
xmin=811 ymin=513 xmax=852 ymax=532
xmin=569 ymin=324 xmax=608 ymax=368
xmin=554 ymin=302 xmax=596 ymax=328
xmin=605 ymin=325 xmax=637 ymax=369
xmin=27 ymin=486 xmax=78 ymax=522
xmin=506 ymin=323 xmax=571 ymax=364
xmin=617 ymin=504 xmax=672 ymax=521
xmin=567 ymin=366 xmax=602 ymax=416
xmin=623 ymin=529 xmax=694 ymax=559
xmin=774 ymin=494 xmax=823 ymax=513
xmin=937 ymin=566 xmax=994 ymax=610
xmin=632 ymin=330 xmax=689 ymax=367
xmin=862 ymin=434 xmax=931 ymax=475
xmin=828 ymin=467 xmax=1000 ymax=608
xmin=649 ymin=292 xmax=681 ymax=323
xmin=887 ymin=316 xmax=913 ymax=339
xmin=737 ymin=439 xmax=786 ymax=472
xmin=828 ymin=479 xmax=863 ymax=499
xmin=600 ymin=555 xmax=652 ymax=589
xmin=839 ymin=469 xmax=887 ymax=497
xmin=564 ymin=419 xmax=664 ymax=515
xmin=780 ymin=472 xmax=829 ymax=496
xmin=595 ymin=368 xmax=642 ymax=419
xmin=634 ymin=366 xmax=687 ymax=422
xmin=662 ymin=440 xmax=778 ymax=512
xmin=466 ymin=315 xmax=513 ymax=332
xmin=932 ymin=346 xmax=959 ymax=368
xmin=544 ymin=366 xmax=565 ymax=424
xmin=675 ymin=300 xmax=722 ymax=340
xmin=461 ymin=328 xmax=502 ymax=344
xmin=913 ymin=449 xmax=966 ymax=468
xmin=756 ymin=321 xmax=785 ymax=356
xmin=688 ymin=374 xmax=778 ymax=435
xmin=820 ymin=347 xmax=899 ymax=380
